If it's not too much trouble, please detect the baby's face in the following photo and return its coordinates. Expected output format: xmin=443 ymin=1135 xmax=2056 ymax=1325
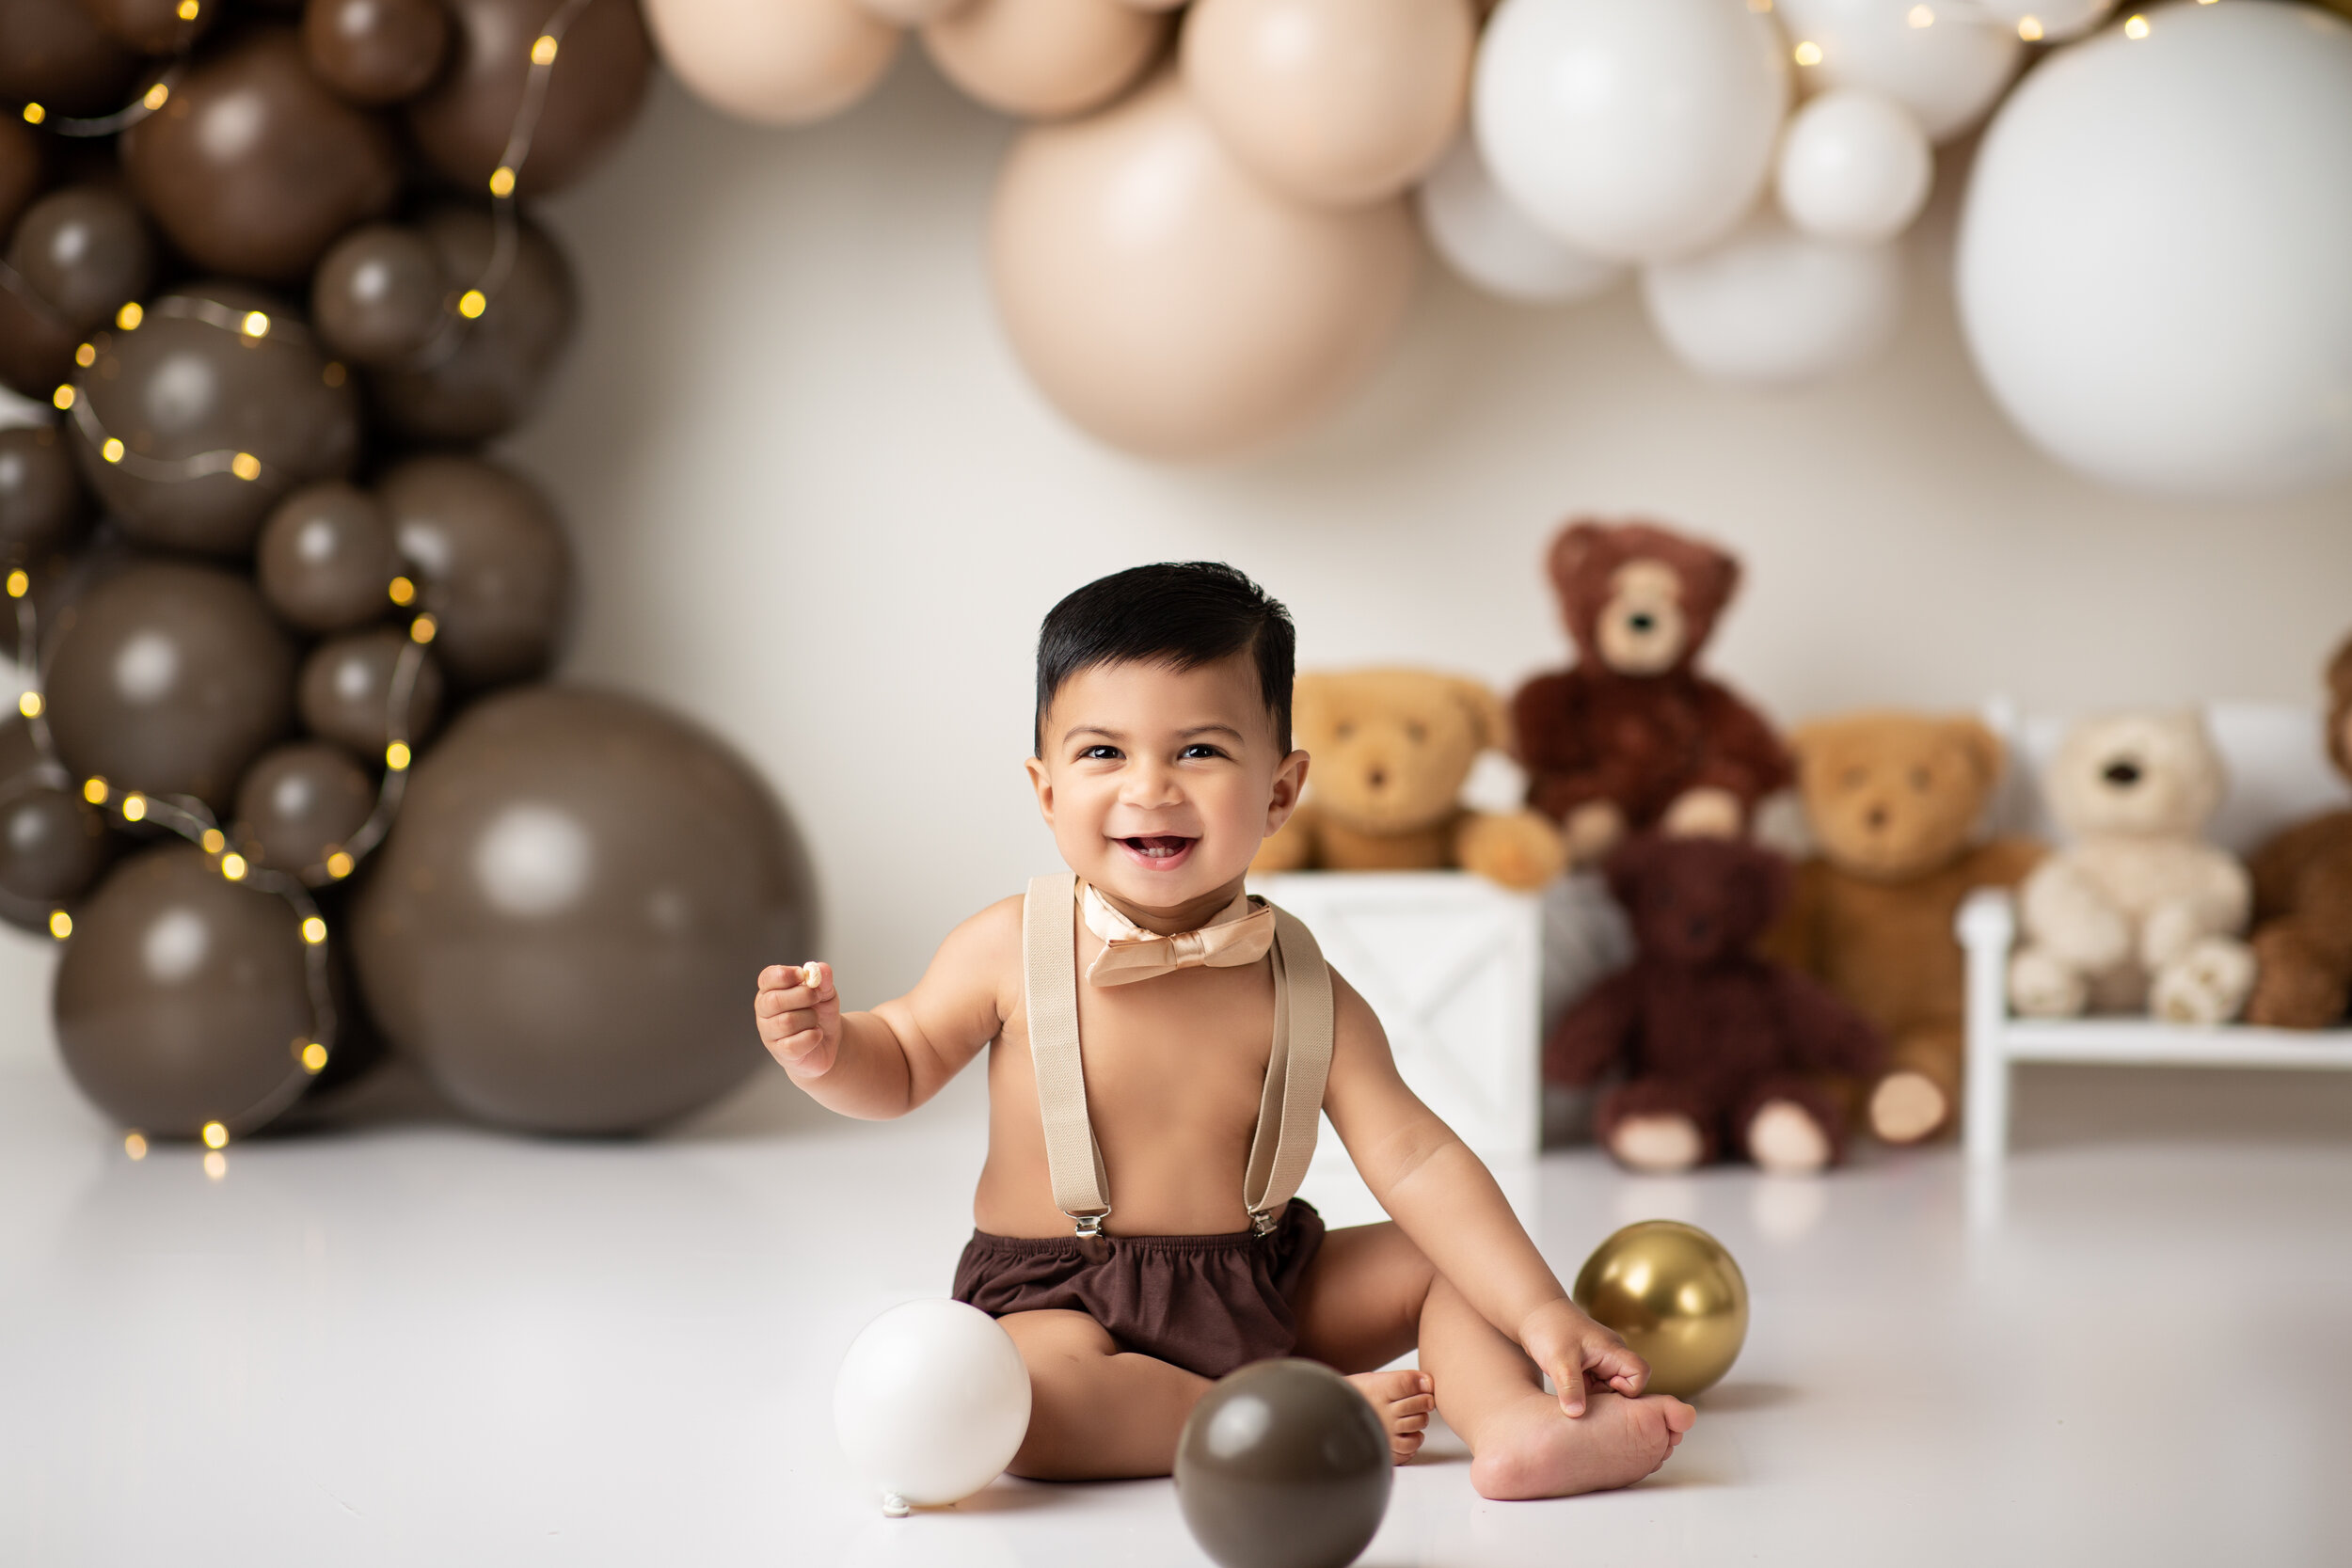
xmin=1027 ymin=655 xmax=1306 ymax=918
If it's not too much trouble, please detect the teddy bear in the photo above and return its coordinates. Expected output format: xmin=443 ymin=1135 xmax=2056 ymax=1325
xmin=1761 ymin=711 xmax=2042 ymax=1146
xmin=2245 ymin=632 xmax=2352 ymax=1029
xmin=1251 ymin=669 xmax=1566 ymax=890
xmin=1545 ymin=834 xmax=1885 ymax=1174
xmin=1512 ymin=518 xmax=1791 ymax=868
xmin=2008 ymin=710 xmax=2256 ymax=1024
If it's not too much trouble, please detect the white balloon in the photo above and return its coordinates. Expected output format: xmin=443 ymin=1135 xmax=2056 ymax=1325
xmin=1473 ymin=0 xmax=1788 ymax=262
xmin=1956 ymin=0 xmax=2352 ymax=499
xmin=1973 ymin=0 xmax=2113 ymax=44
xmin=1417 ymin=135 xmax=1625 ymax=304
xmin=1642 ymin=205 xmax=1904 ymax=388
xmin=1774 ymin=0 xmax=2022 ymax=142
xmin=834 ymin=1300 xmax=1032 ymax=1513
xmin=1775 ymin=88 xmax=1931 ymax=245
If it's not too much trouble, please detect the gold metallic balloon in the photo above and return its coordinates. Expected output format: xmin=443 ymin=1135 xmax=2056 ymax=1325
xmin=1572 ymin=1220 xmax=1748 ymax=1400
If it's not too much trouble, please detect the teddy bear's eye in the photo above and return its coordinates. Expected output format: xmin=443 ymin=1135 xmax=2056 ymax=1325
xmin=1335 ymin=721 xmax=1355 ymax=741
xmin=1910 ymin=767 xmax=1931 ymax=791
xmin=1405 ymin=721 xmax=1426 ymax=744
xmin=1841 ymin=766 xmax=1869 ymax=790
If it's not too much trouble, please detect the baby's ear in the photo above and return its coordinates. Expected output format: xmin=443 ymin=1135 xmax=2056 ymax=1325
xmin=1451 ymin=677 xmax=1513 ymax=753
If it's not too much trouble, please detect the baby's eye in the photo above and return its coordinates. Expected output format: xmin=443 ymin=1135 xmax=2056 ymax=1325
xmin=1080 ymin=744 xmax=1122 ymax=761
xmin=1180 ymin=743 xmax=1227 ymax=760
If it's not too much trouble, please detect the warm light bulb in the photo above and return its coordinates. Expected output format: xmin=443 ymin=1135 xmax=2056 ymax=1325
xmin=21 ymin=104 xmax=44 ymax=126
xmin=301 ymin=1042 xmax=329 ymax=1073
xmin=302 ymin=916 xmax=327 ymax=944
xmin=16 ymin=691 xmax=40 ymax=718
xmin=83 ymin=778 xmax=108 ymax=804
xmin=1793 ymin=40 xmax=1823 ymax=65
xmin=5 ymin=570 xmax=24 ymax=598
xmin=177 ymin=0 xmax=199 ymax=16
xmin=457 ymin=289 xmax=487 ymax=319
xmin=1907 ymin=3 xmax=1933 ymax=25
xmin=241 ymin=310 xmax=270 ymax=338
xmin=410 ymin=614 xmax=437 ymax=644
xmin=51 ymin=385 xmax=73 ymax=410
xmin=220 ymin=852 xmax=248 ymax=880
xmin=2123 ymin=13 xmax=2148 ymax=36
xmin=200 ymin=828 xmax=225 ymax=854
xmin=386 ymin=741 xmax=413 ymax=771
xmin=101 ymin=438 xmax=124 ymax=464
xmin=326 ymin=850 xmax=355 ymax=879
xmin=117 ymin=302 xmax=143 ymax=330
xmin=487 ymin=166 xmax=516 ymax=198
xmin=230 ymin=451 xmax=261 ymax=481
xmin=531 ymin=34 xmax=559 ymax=64
xmin=48 ymin=910 xmax=72 ymax=940
xmin=123 ymin=1132 xmax=148 ymax=1159
xmin=120 ymin=791 xmax=147 ymax=822
xmin=201 ymin=1121 xmax=230 ymax=1149
xmin=388 ymin=576 xmax=416 ymax=606
xmin=74 ymin=343 xmax=96 ymax=368
xmin=142 ymin=82 xmax=169 ymax=111
xmin=2017 ymin=15 xmax=2043 ymax=38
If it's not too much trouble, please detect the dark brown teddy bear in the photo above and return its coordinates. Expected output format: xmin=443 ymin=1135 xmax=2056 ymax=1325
xmin=2246 ymin=632 xmax=2352 ymax=1028
xmin=1514 ymin=518 xmax=1792 ymax=868
xmin=1546 ymin=835 xmax=1885 ymax=1175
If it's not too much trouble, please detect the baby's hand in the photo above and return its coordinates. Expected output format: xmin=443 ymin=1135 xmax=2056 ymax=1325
xmin=755 ymin=961 xmax=842 ymax=1078
xmin=1519 ymin=1297 xmax=1649 ymax=1417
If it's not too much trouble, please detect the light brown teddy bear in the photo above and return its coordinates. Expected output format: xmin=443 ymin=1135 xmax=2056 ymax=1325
xmin=1762 ymin=712 xmax=2042 ymax=1145
xmin=1252 ymin=669 xmax=1567 ymax=890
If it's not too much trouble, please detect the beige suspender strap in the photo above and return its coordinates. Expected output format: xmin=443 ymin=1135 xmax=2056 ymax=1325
xmin=1242 ymin=904 xmax=1335 ymax=1235
xmin=1022 ymin=873 xmax=1111 ymax=1234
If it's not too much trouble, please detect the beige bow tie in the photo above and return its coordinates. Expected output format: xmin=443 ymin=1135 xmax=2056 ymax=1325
xmin=1081 ymin=884 xmax=1276 ymax=987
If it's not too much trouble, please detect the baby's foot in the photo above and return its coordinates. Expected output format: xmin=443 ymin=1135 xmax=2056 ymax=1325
xmin=1468 ymin=1388 xmax=1694 ymax=1501
xmin=1346 ymin=1369 xmax=1435 ymax=1464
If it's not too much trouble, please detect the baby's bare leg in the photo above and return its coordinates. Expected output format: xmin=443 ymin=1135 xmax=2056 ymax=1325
xmin=998 ymin=1309 xmax=1209 ymax=1481
xmin=1289 ymin=1223 xmax=1438 ymax=1461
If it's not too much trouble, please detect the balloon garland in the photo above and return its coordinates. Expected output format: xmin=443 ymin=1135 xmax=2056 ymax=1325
xmin=2 ymin=0 xmax=813 ymax=1149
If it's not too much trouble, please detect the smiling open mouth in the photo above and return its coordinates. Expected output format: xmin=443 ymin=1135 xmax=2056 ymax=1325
xmin=1120 ymin=835 xmax=1196 ymax=862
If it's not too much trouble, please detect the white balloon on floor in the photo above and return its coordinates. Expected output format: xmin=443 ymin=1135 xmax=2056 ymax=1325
xmin=1643 ymin=206 xmax=1904 ymax=388
xmin=1775 ymin=0 xmax=2022 ymax=142
xmin=1473 ymin=0 xmax=1788 ymax=262
xmin=1775 ymin=88 xmax=1931 ymax=245
xmin=1417 ymin=135 xmax=1625 ymax=304
xmin=834 ymin=1299 xmax=1033 ymax=1514
xmin=1972 ymin=0 xmax=2114 ymax=43
xmin=1957 ymin=0 xmax=2352 ymax=500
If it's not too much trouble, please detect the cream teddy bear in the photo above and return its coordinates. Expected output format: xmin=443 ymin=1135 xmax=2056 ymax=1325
xmin=2008 ymin=711 xmax=2255 ymax=1025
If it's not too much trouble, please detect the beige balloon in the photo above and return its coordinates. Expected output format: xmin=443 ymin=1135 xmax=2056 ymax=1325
xmin=923 ymin=0 xmax=1171 ymax=119
xmin=1183 ymin=0 xmax=1474 ymax=206
xmin=644 ymin=0 xmax=900 ymax=127
xmin=856 ymin=0 xmax=967 ymax=22
xmin=991 ymin=72 xmax=1421 ymax=461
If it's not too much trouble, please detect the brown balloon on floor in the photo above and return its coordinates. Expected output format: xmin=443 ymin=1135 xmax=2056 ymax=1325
xmin=0 ymin=716 xmax=112 ymax=932
xmin=310 ymin=222 xmax=446 ymax=366
xmin=121 ymin=28 xmax=404 ymax=284
xmin=0 ymin=0 xmax=143 ymax=119
xmin=70 ymin=282 xmax=362 ymax=555
xmin=298 ymin=625 xmax=445 ymax=755
xmin=1175 ymin=1360 xmax=1392 ymax=1568
xmin=44 ymin=559 xmax=296 ymax=813
xmin=350 ymin=685 xmax=818 ymax=1134
xmin=0 ymin=423 xmax=91 ymax=564
xmin=257 ymin=481 xmax=402 ymax=633
xmin=304 ymin=0 xmax=452 ymax=104
xmin=406 ymin=0 xmax=653 ymax=198
xmin=5 ymin=184 xmax=157 ymax=336
xmin=376 ymin=454 xmax=571 ymax=688
xmin=365 ymin=204 xmax=578 ymax=443
xmin=54 ymin=844 xmax=319 ymax=1138
xmin=77 ymin=0 xmax=218 ymax=55
xmin=233 ymin=739 xmax=377 ymax=873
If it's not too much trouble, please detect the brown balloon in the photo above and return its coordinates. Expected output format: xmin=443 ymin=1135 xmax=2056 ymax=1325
xmin=6 ymin=184 xmax=156 ymax=335
xmin=233 ymin=738 xmax=376 ymax=872
xmin=54 ymin=844 xmax=317 ymax=1137
xmin=0 ymin=118 xmax=41 ymax=240
xmin=310 ymin=221 xmax=446 ymax=365
xmin=0 ymin=423 xmax=91 ymax=564
xmin=406 ymin=0 xmax=652 ymax=198
xmin=0 ymin=0 xmax=143 ymax=119
xmin=121 ymin=28 xmax=403 ymax=284
xmin=304 ymin=0 xmax=451 ymax=104
xmin=75 ymin=0 xmax=218 ymax=55
xmin=44 ymin=559 xmax=296 ymax=813
xmin=377 ymin=454 xmax=570 ymax=688
xmin=1174 ymin=1360 xmax=1392 ymax=1568
xmin=365 ymin=204 xmax=576 ymax=442
xmin=297 ymin=624 xmax=444 ymax=755
xmin=0 ymin=266 xmax=79 ymax=402
xmin=350 ymin=685 xmax=817 ymax=1134
xmin=0 ymin=715 xmax=111 ymax=930
xmin=71 ymin=282 xmax=362 ymax=555
xmin=256 ymin=481 xmax=401 ymax=633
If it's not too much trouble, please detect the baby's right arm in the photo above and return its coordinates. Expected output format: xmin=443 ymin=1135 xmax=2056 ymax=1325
xmin=753 ymin=897 xmax=1021 ymax=1120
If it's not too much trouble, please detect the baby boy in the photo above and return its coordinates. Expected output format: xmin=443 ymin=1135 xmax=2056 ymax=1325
xmin=754 ymin=562 xmax=1693 ymax=1497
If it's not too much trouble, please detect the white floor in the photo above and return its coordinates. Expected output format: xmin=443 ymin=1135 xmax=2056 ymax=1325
xmin=4 ymin=1040 xmax=2350 ymax=1566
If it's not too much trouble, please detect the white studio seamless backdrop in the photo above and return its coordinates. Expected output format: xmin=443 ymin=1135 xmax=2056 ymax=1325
xmin=2 ymin=57 xmax=2347 ymax=1069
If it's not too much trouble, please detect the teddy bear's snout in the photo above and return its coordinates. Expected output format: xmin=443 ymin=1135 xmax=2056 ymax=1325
xmin=2101 ymin=758 xmax=2143 ymax=789
xmin=1864 ymin=803 xmax=1890 ymax=832
xmin=1366 ymin=768 xmax=1388 ymax=791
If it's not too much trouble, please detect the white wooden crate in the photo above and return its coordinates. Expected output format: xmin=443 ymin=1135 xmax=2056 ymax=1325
xmin=1250 ymin=871 xmax=1542 ymax=1226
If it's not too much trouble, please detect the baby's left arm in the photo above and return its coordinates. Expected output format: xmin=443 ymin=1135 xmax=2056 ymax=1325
xmin=1321 ymin=971 xmax=1647 ymax=1413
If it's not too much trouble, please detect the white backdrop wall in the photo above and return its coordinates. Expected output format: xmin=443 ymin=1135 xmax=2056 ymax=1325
xmin=3 ymin=56 xmax=2347 ymax=1066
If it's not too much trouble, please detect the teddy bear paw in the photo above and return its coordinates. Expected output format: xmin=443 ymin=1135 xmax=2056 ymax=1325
xmin=1609 ymin=1114 xmax=1705 ymax=1174
xmin=2151 ymin=937 xmax=2256 ymax=1025
xmin=1868 ymin=1071 xmax=1948 ymax=1146
xmin=1456 ymin=811 xmax=1568 ymax=890
xmin=2009 ymin=948 xmax=2088 ymax=1018
xmin=1746 ymin=1101 xmax=1832 ymax=1176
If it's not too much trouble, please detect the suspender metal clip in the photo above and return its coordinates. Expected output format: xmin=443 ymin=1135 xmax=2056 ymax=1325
xmin=1249 ymin=1209 xmax=1278 ymax=1238
xmin=1073 ymin=1212 xmax=1106 ymax=1239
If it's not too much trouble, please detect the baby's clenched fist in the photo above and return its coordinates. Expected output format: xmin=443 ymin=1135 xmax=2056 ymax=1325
xmin=755 ymin=960 xmax=842 ymax=1078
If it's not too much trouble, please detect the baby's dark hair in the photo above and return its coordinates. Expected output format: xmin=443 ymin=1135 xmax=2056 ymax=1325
xmin=1034 ymin=562 xmax=1295 ymax=755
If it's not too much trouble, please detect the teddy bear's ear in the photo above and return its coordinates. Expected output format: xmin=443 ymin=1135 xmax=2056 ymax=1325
xmin=1548 ymin=520 xmax=1610 ymax=591
xmin=1785 ymin=720 xmax=1839 ymax=773
xmin=1291 ymin=673 xmax=1335 ymax=749
xmin=1945 ymin=716 xmax=2005 ymax=790
xmin=1451 ymin=678 xmax=1513 ymax=753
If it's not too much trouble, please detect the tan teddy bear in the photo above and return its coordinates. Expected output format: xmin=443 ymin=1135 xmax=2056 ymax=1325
xmin=2009 ymin=711 xmax=2256 ymax=1024
xmin=1762 ymin=712 xmax=2042 ymax=1146
xmin=1251 ymin=669 xmax=1567 ymax=890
